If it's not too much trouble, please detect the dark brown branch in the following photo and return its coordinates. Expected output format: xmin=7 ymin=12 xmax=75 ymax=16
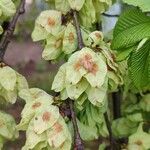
xmin=72 ymin=10 xmax=84 ymax=50
xmin=112 ymin=92 xmax=121 ymax=119
xmin=69 ymin=100 xmax=84 ymax=150
xmin=0 ymin=0 xmax=26 ymax=62
xmin=104 ymin=112 xmax=114 ymax=150
xmin=102 ymin=13 xmax=119 ymax=18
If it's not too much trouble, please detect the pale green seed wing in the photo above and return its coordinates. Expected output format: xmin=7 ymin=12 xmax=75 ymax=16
xmin=0 ymin=66 xmax=17 ymax=91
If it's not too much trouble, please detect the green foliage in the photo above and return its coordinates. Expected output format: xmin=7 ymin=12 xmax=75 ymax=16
xmin=0 ymin=64 xmax=28 ymax=104
xmin=112 ymin=8 xmax=150 ymax=89
xmin=112 ymin=9 xmax=150 ymax=50
xmin=0 ymin=0 xmax=16 ymax=17
xmin=139 ymin=94 xmax=150 ymax=112
xmin=128 ymin=123 xmax=150 ymax=149
xmin=112 ymin=117 xmax=139 ymax=138
xmin=68 ymin=0 xmax=85 ymax=11
xmin=76 ymin=101 xmax=108 ymax=140
xmin=123 ymin=0 xmax=150 ymax=12
xmin=0 ymin=111 xmax=18 ymax=149
xmin=78 ymin=0 xmax=112 ymax=28
xmin=129 ymin=40 xmax=150 ymax=89
xmin=0 ymin=0 xmax=16 ymax=34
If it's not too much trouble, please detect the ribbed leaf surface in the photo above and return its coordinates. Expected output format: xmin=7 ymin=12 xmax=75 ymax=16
xmin=130 ymin=40 xmax=150 ymax=89
xmin=112 ymin=9 xmax=150 ymax=50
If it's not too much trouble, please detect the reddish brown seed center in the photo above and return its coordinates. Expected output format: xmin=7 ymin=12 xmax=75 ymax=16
xmin=68 ymin=32 xmax=75 ymax=43
xmin=42 ymin=111 xmax=51 ymax=122
xmin=74 ymin=54 xmax=98 ymax=75
xmin=135 ymin=140 xmax=143 ymax=146
xmin=95 ymin=32 xmax=101 ymax=39
xmin=54 ymin=122 xmax=63 ymax=133
xmin=47 ymin=17 xmax=56 ymax=26
xmin=32 ymin=102 xmax=41 ymax=109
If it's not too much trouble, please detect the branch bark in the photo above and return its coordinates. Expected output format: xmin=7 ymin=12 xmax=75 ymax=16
xmin=112 ymin=92 xmax=121 ymax=119
xmin=0 ymin=0 xmax=26 ymax=62
xmin=69 ymin=100 xmax=84 ymax=150
xmin=104 ymin=112 xmax=114 ymax=150
xmin=72 ymin=10 xmax=84 ymax=50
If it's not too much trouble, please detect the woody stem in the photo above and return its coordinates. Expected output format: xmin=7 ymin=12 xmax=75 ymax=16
xmin=72 ymin=10 xmax=84 ymax=50
xmin=69 ymin=100 xmax=84 ymax=150
xmin=0 ymin=0 xmax=26 ymax=62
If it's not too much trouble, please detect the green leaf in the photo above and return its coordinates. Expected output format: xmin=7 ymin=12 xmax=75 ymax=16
xmin=22 ymin=119 xmax=47 ymax=149
xmin=111 ymin=9 xmax=150 ymax=50
xmin=66 ymin=47 xmax=107 ymax=87
xmin=47 ymin=116 xmax=71 ymax=148
xmin=129 ymin=40 xmax=150 ymax=89
xmin=123 ymin=0 xmax=150 ymax=12
xmin=129 ymin=123 xmax=150 ymax=149
xmin=62 ymin=23 xmax=77 ymax=54
xmin=33 ymin=106 xmax=60 ymax=134
xmin=1 ymin=88 xmax=17 ymax=104
xmin=17 ymin=89 xmax=54 ymax=130
xmin=42 ymin=31 xmax=64 ymax=60
xmin=88 ymin=31 xmax=103 ymax=47
xmin=0 ymin=66 xmax=17 ymax=91
xmin=86 ymin=79 xmax=107 ymax=107
xmin=66 ymin=78 xmax=89 ymax=100
xmin=79 ymin=0 xmax=96 ymax=29
xmin=16 ymin=73 xmax=28 ymax=91
xmin=51 ymin=63 xmax=66 ymax=92
xmin=139 ymin=94 xmax=150 ymax=112
xmin=55 ymin=0 xmax=70 ymax=14
xmin=77 ymin=119 xmax=99 ymax=141
xmin=0 ymin=111 xmax=18 ymax=140
xmin=0 ymin=0 xmax=16 ymax=17
xmin=31 ymin=24 xmax=49 ymax=42
xmin=116 ymin=46 xmax=136 ymax=61
xmin=36 ymin=10 xmax=63 ymax=36
xmin=112 ymin=118 xmax=138 ymax=138
xmin=68 ymin=0 xmax=85 ymax=11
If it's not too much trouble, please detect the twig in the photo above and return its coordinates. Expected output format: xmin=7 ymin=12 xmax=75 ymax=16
xmin=104 ymin=112 xmax=114 ymax=150
xmin=0 ymin=0 xmax=26 ymax=62
xmin=102 ymin=13 xmax=119 ymax=18
xmin=72 ymin=10 xmax=84 ymax=50
xmin=112 ymin=92 xmax=121 ymax=119
xmin=69 ymin=100 xmax=84 ymax=150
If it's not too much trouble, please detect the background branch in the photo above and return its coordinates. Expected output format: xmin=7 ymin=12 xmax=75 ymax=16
xmin=0 ymin=0 xmax=26 ymax=62
xmin=104 ymin=112 xmax=114 ymax=150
